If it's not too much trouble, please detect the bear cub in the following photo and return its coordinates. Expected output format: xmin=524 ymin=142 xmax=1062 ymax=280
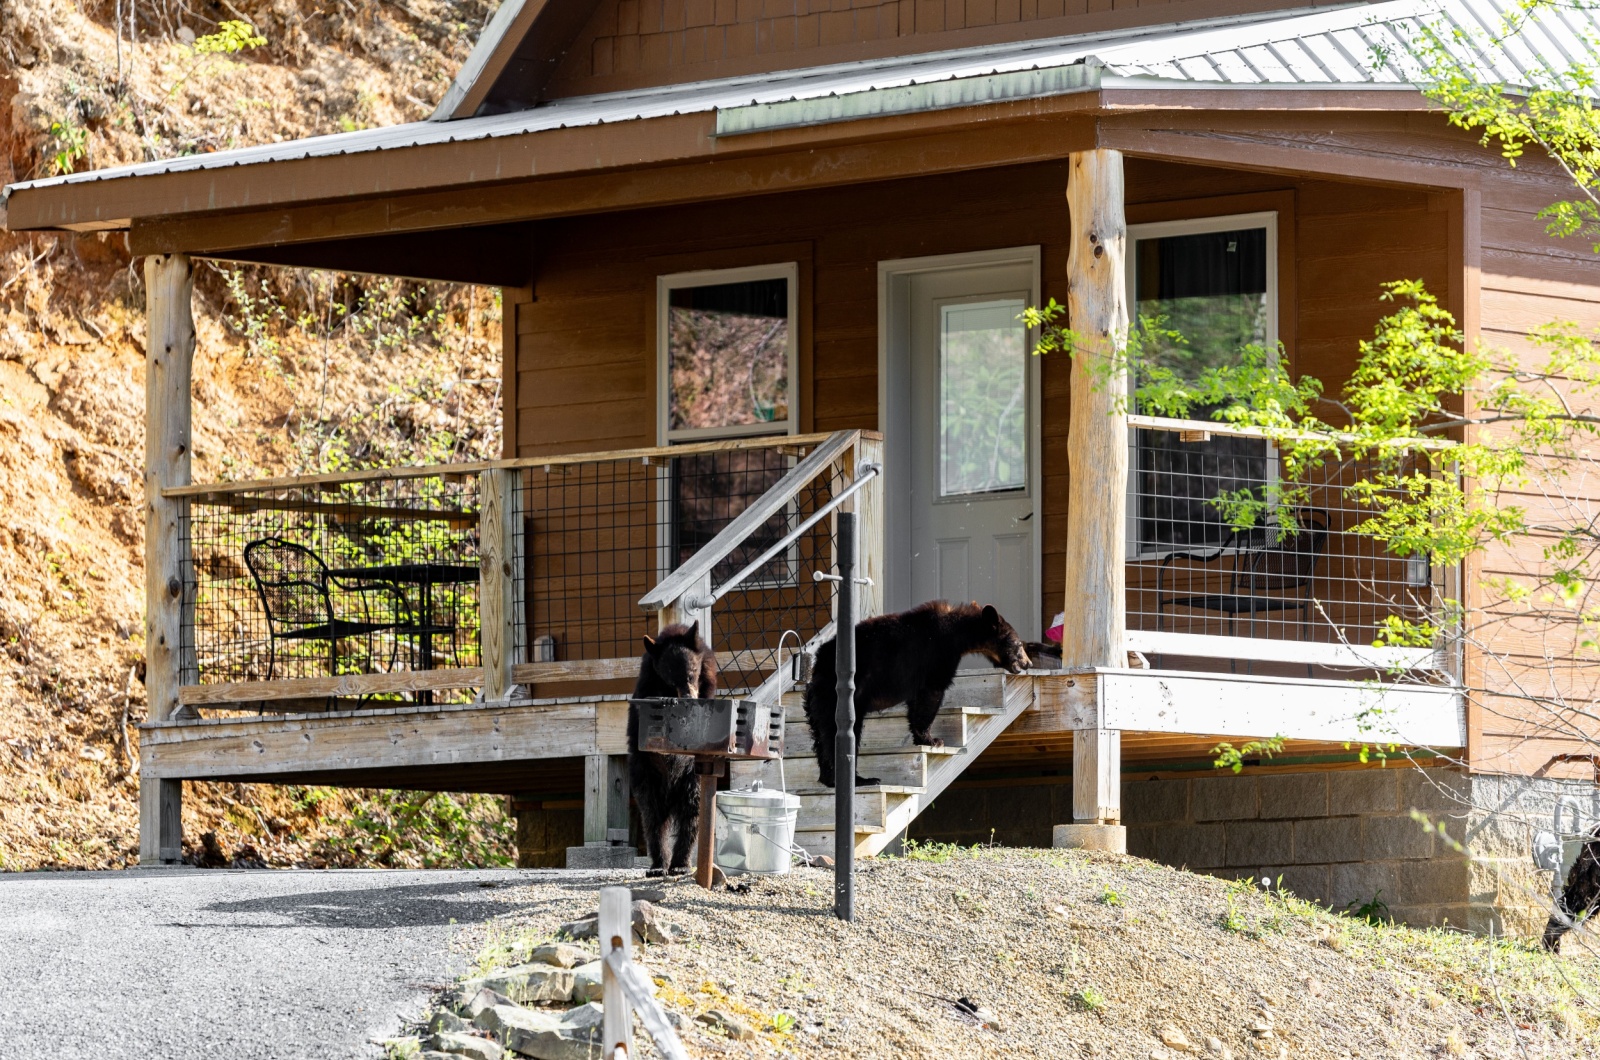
xmin=627 ymin=621 xmax=718 ymax=877
xmin=803 ymin=601 xmax=1031 ymax=788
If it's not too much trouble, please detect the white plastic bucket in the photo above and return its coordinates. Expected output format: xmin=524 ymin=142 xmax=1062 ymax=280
xmin=713 ymin=782 xmax=800 ymax=875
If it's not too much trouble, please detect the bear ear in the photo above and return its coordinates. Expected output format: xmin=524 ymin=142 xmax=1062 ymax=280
xmin=642 ymin=635 xmax=659 ymax=656
xmin=982 ymin=604 xmax=1000 ymax=625
xmin=686 ymin=620 xmax=699 ymax=642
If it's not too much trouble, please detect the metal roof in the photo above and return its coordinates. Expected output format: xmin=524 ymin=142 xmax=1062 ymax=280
xmin=6 ymin=0 xmax=1593 ymax=199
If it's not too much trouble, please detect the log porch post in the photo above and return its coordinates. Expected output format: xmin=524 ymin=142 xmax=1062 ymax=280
xmin=141 ymin=252 xmax=196 ymax=865
xmin=1057 ymin=149 xmax=1128 ymax=848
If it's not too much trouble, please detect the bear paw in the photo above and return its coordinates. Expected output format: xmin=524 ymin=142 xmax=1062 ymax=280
xmin=645 ymin=867 xmax=667 ymax=878
xmin=911 ymin=734 xmax=945 ymax=749
xmin=855 ymin=775 xmax=881 ymax=787
xmin=666 ymin=864 xmax=691 ymax=876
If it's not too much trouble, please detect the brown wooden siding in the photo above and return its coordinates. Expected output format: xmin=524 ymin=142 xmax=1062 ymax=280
xmin=1473 ymin=153 xmax=1600 ymax=775
xmin=542 ymin=0 xmax=1353 ymax=98
xmin=513 ymin=158 xmax=1452 ymax=637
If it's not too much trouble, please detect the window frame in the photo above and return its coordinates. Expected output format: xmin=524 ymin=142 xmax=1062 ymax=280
xmin=655 ymin=262 xmax=801 ymax=446
xmin=1122 ymin=211 xmax=1280 ymax=562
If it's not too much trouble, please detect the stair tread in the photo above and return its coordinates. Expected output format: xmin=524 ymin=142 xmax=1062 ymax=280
xmin=787 ymin=783 xmax=923 ymax=796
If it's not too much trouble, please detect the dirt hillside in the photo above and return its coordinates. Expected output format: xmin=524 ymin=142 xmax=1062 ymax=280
xmin=0 ymin=0 xmax=515 ymax=870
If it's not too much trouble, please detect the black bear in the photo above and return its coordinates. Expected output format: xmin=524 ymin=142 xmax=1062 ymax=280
xmin=1543 ymin=826 xmax=1600 ymax=952
xmin=627 ymin=622 xmax=718 ymax=877
xmin=803 ymin=601 xmax=1031 ymax=788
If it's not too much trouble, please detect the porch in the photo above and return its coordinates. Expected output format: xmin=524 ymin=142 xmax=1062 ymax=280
xmin=139 ymin=412 xmax=1464 ymax=860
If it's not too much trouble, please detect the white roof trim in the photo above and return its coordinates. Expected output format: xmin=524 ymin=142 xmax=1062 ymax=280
xmin=428 ymin=0 xmax=532 ymax=121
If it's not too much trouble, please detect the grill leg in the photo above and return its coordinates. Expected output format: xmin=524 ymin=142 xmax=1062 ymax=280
xmin=694 ymin=758 xmax=725 ymax=889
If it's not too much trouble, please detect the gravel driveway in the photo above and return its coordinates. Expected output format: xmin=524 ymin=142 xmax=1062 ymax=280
xmin=0 ymin=866 xmax=558 ymax=1060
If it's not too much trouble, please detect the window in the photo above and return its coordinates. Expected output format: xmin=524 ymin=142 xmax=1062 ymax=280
xmin=939 ymin=298 xmax=1029 ymax=498
xmin=657 ymin=265 xmax=800 ymax=583
xmin=1125 ymin=213 xmax=1277 ymax=557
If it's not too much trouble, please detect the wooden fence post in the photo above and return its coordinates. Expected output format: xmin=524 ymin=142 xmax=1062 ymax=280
xmin=1060 ymin=149 xmax=1128 ymax=841
xmin=600 ymin=885 xmax=634 ymax=1057
xmin=141 ymin=251 xmax=195 ymax=865
xmin=480 ymin=467 xmax=523 ymax=702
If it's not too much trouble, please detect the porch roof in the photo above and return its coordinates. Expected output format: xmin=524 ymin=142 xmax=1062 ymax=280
xmin=1 ymin=0 xmax=1582 ymax=222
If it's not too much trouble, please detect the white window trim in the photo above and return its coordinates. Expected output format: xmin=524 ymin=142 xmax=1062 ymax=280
xmin=1122 ymin=211 xmax=1280 ymax=562
xmin=656 ymin=262 xmax=800 ymax=446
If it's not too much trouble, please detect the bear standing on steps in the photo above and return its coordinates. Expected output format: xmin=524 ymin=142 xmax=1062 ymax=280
xmin=627 ymin=622 xmax=718 ymax=877
xmin=803 ymin=601 xmax=1031 ymax=788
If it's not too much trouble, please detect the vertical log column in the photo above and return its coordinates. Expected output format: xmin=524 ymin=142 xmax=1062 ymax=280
xmin=140 ymin=252 xmax=195 ymax=865
xmin=479 ymin=467 xmax=524 ymax=703
xmin=1055 ymin=150 xmax=1128 ymax=853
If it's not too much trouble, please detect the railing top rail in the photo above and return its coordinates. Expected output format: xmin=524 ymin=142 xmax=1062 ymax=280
xmin=640 ymin=429 xmax=862 ymax=611
xmin=164 ymin=430 xmax=878 ymax=500
xmin=1129 ymin=414 xmax=1456 ymax=452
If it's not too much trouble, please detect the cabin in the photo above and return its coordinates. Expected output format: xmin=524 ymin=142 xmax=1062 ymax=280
xmin=6 ymin=0 xmax=1598 ymax=933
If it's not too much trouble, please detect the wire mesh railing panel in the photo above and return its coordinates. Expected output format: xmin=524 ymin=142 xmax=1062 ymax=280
xmin=1125 ymin=422 xmax=1442 ymax=656
xmin=184 ymin=474 xmax=482 ymax=700
xmin=514 ymin=442 xmax=840 ymax=694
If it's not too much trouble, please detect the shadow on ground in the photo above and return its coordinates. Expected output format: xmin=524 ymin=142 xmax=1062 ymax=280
xmin=194 ymin=878 xmax=573 ymax=929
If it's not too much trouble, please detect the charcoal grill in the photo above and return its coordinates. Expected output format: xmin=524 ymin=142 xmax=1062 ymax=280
xmin=632 ymin=697 xmax=784 ymax=887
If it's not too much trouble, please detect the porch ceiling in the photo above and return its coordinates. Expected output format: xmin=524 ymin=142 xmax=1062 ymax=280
xmin=1 ymin=0 xmax=1574 ymax=270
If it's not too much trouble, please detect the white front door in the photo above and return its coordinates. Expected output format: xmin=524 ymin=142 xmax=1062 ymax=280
xmin=899 ymin=258 xmax=1037 ymax=639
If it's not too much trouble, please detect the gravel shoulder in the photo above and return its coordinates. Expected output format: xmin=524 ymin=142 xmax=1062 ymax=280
xmin=447 ymin=849 xmax=1600 ymax=1060
xmin=0 ymin=866 xmax=544 ymax=1060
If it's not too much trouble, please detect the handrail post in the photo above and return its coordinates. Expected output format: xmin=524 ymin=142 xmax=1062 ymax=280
xmin=480 ymin=467 xmax=524 ymax=702
xmin=834 ymin=511 xmax=857 ymax=922
xmin=659 ymin=571 xmax=711 ymax=645
xmin=851 ymin=434 xmax=884 ymax=620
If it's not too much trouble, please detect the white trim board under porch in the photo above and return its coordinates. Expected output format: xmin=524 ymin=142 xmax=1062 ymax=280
xmin=1038 ymin=668 xmax=1465 ymax=749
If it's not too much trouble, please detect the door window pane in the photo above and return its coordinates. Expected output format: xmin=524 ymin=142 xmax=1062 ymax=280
xmin=666 ymin=278 xmax=790 ymax=433
xmin=1132 ymin=226 xmax=1271 ymax=552
xmin=940 ymin=299 xmax=1027 ymax=497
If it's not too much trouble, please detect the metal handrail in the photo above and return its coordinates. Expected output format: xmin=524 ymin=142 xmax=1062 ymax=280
xmin=639 ymin=430 xmax=862 ymax=612
xmin=685 ymin=461 xmax=880 ymax=610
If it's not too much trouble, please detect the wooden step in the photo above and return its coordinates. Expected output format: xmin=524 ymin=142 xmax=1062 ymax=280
xmin=796 ymin=789 xmax=888 ymax=832
xmin=778 ymin=710 xmax=973 ymax=757
xmin=736 ymin=750 xmax=943 ymax=793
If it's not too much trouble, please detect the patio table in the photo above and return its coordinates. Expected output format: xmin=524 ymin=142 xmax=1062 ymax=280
xmin=326 ymin=562 xmax=480 ymax=701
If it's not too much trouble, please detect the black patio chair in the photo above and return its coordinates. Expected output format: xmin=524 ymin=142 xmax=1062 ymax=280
xmin=1155 ymin=509 xmax=1330 ymax=674
xmin=242 ymin=537 xmax=406 ymax=686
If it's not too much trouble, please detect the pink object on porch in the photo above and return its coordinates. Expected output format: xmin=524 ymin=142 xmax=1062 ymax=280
xmin=1046 ymin=612 xmax=1065 ymax=644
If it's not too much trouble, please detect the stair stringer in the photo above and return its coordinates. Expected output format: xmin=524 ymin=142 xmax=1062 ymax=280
xmin=855 ymin=672 xmax=1037 ymax=858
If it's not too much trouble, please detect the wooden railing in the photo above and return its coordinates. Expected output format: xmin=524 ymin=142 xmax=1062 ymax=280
xmin=164 ymin=430 xmax=884 ymax=714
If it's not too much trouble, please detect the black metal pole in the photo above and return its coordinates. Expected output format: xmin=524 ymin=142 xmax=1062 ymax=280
xmin=834 ymin=511 xmax=856 ymax=922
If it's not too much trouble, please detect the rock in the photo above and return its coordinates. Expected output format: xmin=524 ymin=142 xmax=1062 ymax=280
xmin=431 ymin=1030 xmax=504 ymax=1060
xmin=560 ymin=901 xmax=673 ymax=946
xmin=478 ymin=963 xmax=577 ymax=1004
xmin=473 ymin=1003 xmax=561 ymax=1039
xmin=558 ymin=916 xmax=598 ymax=940
xmin=529 ymin=943 xmax=585 ymax=969
xmin=1205 ymin=1036 xmax=1233 ymax=1059
xmin=632 ymin=886 xmax=667 ymax=903
xmin=696 ymin=1008 xmax=757 ymax=1041
xmin=813 ymin=855 xmax=835 ymax=868
xmin=463 ymin=988 xmax=515 ymax=1022
xmin=504 ymin=1001 xmax=605 ymax=1060
xmin=631 ymin=900 xmax=672 ymax=944
xmin=429 ymin=1010 xmax=469 ymax=1034
xmin=570 ymin=960 xmax=603 ymax=1003
xmin=1159 ymin=1024 xmax=1199 ymax=1054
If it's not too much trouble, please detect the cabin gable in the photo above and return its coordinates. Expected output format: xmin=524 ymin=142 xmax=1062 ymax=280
xmin=478 ymin=0 xmax=1354 ymax=105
